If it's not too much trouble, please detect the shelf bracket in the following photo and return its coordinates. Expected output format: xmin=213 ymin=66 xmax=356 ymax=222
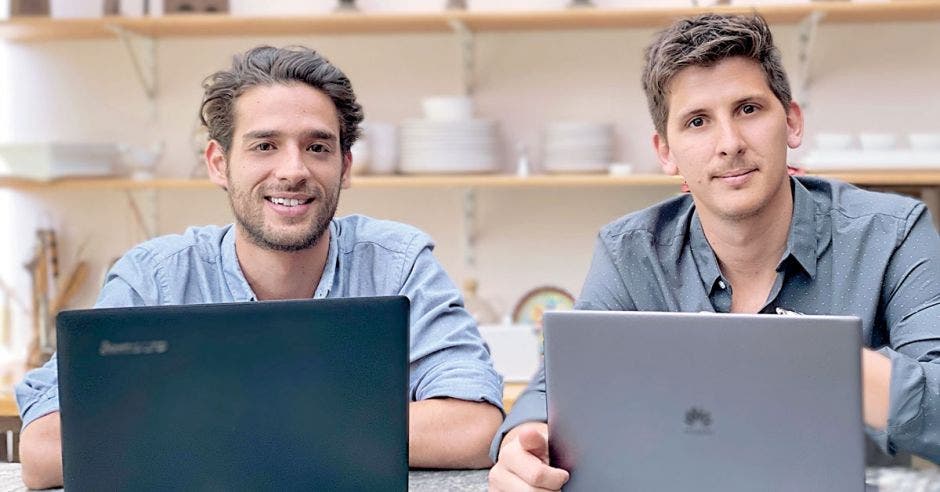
xmin=447 ymin=19 xmax=475 ymax=96
xmin=106 ymin=24 xmax=158 ymax=116
xmin=796 ymin=11 xmax=824 ymax=109
xmin=124 ymin=189 xmax=158 ymax=242
xmin=461 ymin=188 xmax=478 ymax=269
xmin=922 ymin=187 xmax=940 ymax=230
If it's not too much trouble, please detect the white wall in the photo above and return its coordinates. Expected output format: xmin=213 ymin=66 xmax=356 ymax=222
xmin=1 ymin=15 xmax=939 ymax=360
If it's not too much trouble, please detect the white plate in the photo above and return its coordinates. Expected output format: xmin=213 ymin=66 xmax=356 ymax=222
xmin=541 ymin=161 xmax=610 ymax=173
xmin=0 ymin=142 xmax=122 ymax=181
xmin=799 ymin=150 xmax=940 ymax=170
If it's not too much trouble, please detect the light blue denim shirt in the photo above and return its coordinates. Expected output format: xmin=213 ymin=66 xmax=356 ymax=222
xmin=17 ymin=214 xmax=503 ymax=428
xmin=493 ymin=177 xmax=940 ymax=462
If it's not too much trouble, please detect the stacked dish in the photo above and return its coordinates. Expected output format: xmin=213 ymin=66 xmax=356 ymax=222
xmin=541 ymin=121 xmax=613 ymax=173
xmin=399 ymin=97 xmax=500 ymax=174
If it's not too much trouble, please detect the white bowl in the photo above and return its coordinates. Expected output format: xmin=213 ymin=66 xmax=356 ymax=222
xmin=421 ymin=96 xmax=474 ymax=122
xmin=859 ymin=133 xmax=897 ymax=151
xmin=908 ymin=133 xmax=940 ymax=151
xmin=814 ymin=133 xmax=853 ymax=150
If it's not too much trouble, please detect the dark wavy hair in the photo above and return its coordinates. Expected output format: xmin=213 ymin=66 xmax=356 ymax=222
xmin=199 ymin=45 xmax=363 ymax=154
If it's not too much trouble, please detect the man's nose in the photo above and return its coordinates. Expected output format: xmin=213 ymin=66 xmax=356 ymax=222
xmin=274 ymin=146 xmax=311 ymax=182
xmin=716 ymin=119 xmax=746 ymax=157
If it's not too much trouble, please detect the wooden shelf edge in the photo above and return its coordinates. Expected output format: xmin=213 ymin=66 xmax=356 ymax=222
xmin=2 ymin=1 xmax=939 ymax=41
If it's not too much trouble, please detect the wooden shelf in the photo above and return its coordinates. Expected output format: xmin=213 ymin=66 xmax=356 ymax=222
xmin=2 ymin=1 xmax=939 ymax=41
xmin=3 ymin=171 xmax=939 ymax=191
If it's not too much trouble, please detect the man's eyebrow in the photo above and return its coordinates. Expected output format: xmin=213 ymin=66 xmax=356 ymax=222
xmin=734 ymin=94 xmax=767 ymax=105
xmin=241 ymin=129 xmax=338 ymax=141
xmin=304 ymin=129 xmax=338 ymax=141
xmin=675 ymin=106 xmax=708 ymax=122
xmin=242 ymin=130 xmax=280 ymax=140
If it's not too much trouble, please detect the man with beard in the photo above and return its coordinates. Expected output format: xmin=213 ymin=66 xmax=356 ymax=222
xmin=15 ymin=46 xmax=504 ymax=489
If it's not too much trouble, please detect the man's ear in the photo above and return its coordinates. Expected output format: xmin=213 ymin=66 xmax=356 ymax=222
xmin=653 ymin=132 xmax=679 ymax=176
xmin=340 ymin=150 xmax=352 ymax=190
xmin=205 ymin=140 xmax=229 ymax=191
xmin=785 ymin=100 xmax=805 ymax=150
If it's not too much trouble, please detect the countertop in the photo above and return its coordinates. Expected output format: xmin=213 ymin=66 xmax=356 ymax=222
xmin=3 ymin=463 xmax=940 ymax=491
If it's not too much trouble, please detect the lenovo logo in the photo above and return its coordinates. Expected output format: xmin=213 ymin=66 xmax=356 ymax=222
xmin=99 ymin=340 xmax=169 ymax=356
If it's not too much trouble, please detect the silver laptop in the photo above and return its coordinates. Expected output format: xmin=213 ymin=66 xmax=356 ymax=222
xmin=544 ymin=310 xmax=865 ymax=492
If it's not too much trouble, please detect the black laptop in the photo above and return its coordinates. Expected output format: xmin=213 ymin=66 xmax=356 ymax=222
xmin=56 ymin=296 xmax=410 ymax=491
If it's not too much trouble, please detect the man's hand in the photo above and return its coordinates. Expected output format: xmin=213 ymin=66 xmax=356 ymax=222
xmin=488 ymin=422 xmax=570 ymax=491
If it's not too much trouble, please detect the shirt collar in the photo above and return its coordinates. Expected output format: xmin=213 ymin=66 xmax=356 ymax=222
xmin=689 ymin=212 xmax=723 ymax=293
xmin=688 ymin=176 xmax=820 ymax=291
xmin=221 ymin=220 xmax=340 ymax=302
xmin=782 ymin=177 xmax=818 ymax=279
xmin=312 ymin=220 xmax=339 ymax=299
xmin=221 ymin=224 xmax=257 ymax=302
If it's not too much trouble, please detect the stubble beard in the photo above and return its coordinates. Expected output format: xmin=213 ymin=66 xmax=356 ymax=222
xmin=229 ymin=181 xmax=340 ymax=253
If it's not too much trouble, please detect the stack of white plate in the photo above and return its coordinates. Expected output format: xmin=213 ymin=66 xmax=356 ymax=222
xmin=400 ymin=97 xmax=500 ymax=174
xmin=0 ymin=143 xmax=122 ymax=181
xmin=542 ymin=122 xmax=613 ymax=173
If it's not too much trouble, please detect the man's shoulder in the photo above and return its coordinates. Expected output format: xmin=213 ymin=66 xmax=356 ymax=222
xmin=599 ymin=194 xmax=694 ymax=243
xmin=799 ymin=176 xmax=923 ymax=222
xmin=333 ymin=215 xmax=430 ymax=255
xmin=129 ymin=224 xmax=231 ymax=265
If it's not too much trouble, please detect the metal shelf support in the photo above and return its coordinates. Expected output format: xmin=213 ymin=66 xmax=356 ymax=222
xmin=125 ymin=189 xmax=158 ymax=242
xmin=796 ymin=11 xmax=824 ymax=109
xmin=461 ymin=188 xmax=478 ymax=269
xmin=922 ymin=187 xmax=940 ymax=230
xmin=448 ymin=19 xmax=475 ymax=96
xmin=107 ymin=24 xmax=158 ymax=118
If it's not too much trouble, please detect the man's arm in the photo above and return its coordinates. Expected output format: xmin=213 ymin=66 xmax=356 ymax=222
xmin=15 ymin=260 xmax=155 ymax=489
xmin=874 ymin=205 xmax=940 ymax=460
xmin=19 ymin=412 xmax=63 ymax=490
xmin=489 ymin=235 xmax=636 ymax=489
xmin=399 ymin=239 xmax=505 ymax=468
xmin=409 ymin=398 xmax=502 ymax=468
xmin=862 ymin=348 xmax=891 ymax=430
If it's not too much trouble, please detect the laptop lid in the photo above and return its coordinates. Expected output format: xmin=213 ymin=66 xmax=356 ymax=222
xmin=57 ymin=296 xmax=409 ymax=492
xmin=544 ymin=310 xmax=865 ymax=492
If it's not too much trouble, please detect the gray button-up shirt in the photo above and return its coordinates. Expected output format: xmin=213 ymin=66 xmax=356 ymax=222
xmin=17 ymin=214 xmax=503 ymax=428
xmin=493 ymin=176 xmax=940 ymax=462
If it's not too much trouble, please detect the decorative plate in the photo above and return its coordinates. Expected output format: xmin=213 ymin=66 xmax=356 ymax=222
xmin=512 ymin=286 xmax=575 ymax=326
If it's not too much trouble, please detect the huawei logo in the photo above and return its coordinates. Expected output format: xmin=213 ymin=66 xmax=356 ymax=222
xmin=684 ymin=407 xmax=713 ymax=435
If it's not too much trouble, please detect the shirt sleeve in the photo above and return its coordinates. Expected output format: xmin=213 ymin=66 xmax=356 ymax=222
xmin=14 ymin=251 xmax=156 ymax=429
xmin=873 ymin=205 xmax=940 ymax=461
xmin=401 ymin=235 xmax=503 ymax=413
xmin=489 ymin=235 xmax=637 ymax=460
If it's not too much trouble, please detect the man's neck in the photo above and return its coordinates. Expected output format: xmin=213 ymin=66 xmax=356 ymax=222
xmin=234 ymin=227 xmax=331 ymax=301
xmin=698 ymin=186 xmax=793 ymax=313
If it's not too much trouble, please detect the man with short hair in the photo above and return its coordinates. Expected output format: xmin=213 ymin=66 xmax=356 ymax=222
xmin=489 ymin=14 xmax=940 ymax=491
xmin=16 ymin=45 xmax=504 ymax=489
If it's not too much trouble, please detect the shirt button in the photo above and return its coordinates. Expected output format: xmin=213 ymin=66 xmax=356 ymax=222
xmin=718 ymin=280 xmax=727 ymax=290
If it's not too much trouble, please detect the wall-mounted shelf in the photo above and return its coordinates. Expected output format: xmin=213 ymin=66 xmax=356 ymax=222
xmin=2 ymin=1 xmax=939 ymax=42
xmin=3 ymin=171 xmax=939 ymax=191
